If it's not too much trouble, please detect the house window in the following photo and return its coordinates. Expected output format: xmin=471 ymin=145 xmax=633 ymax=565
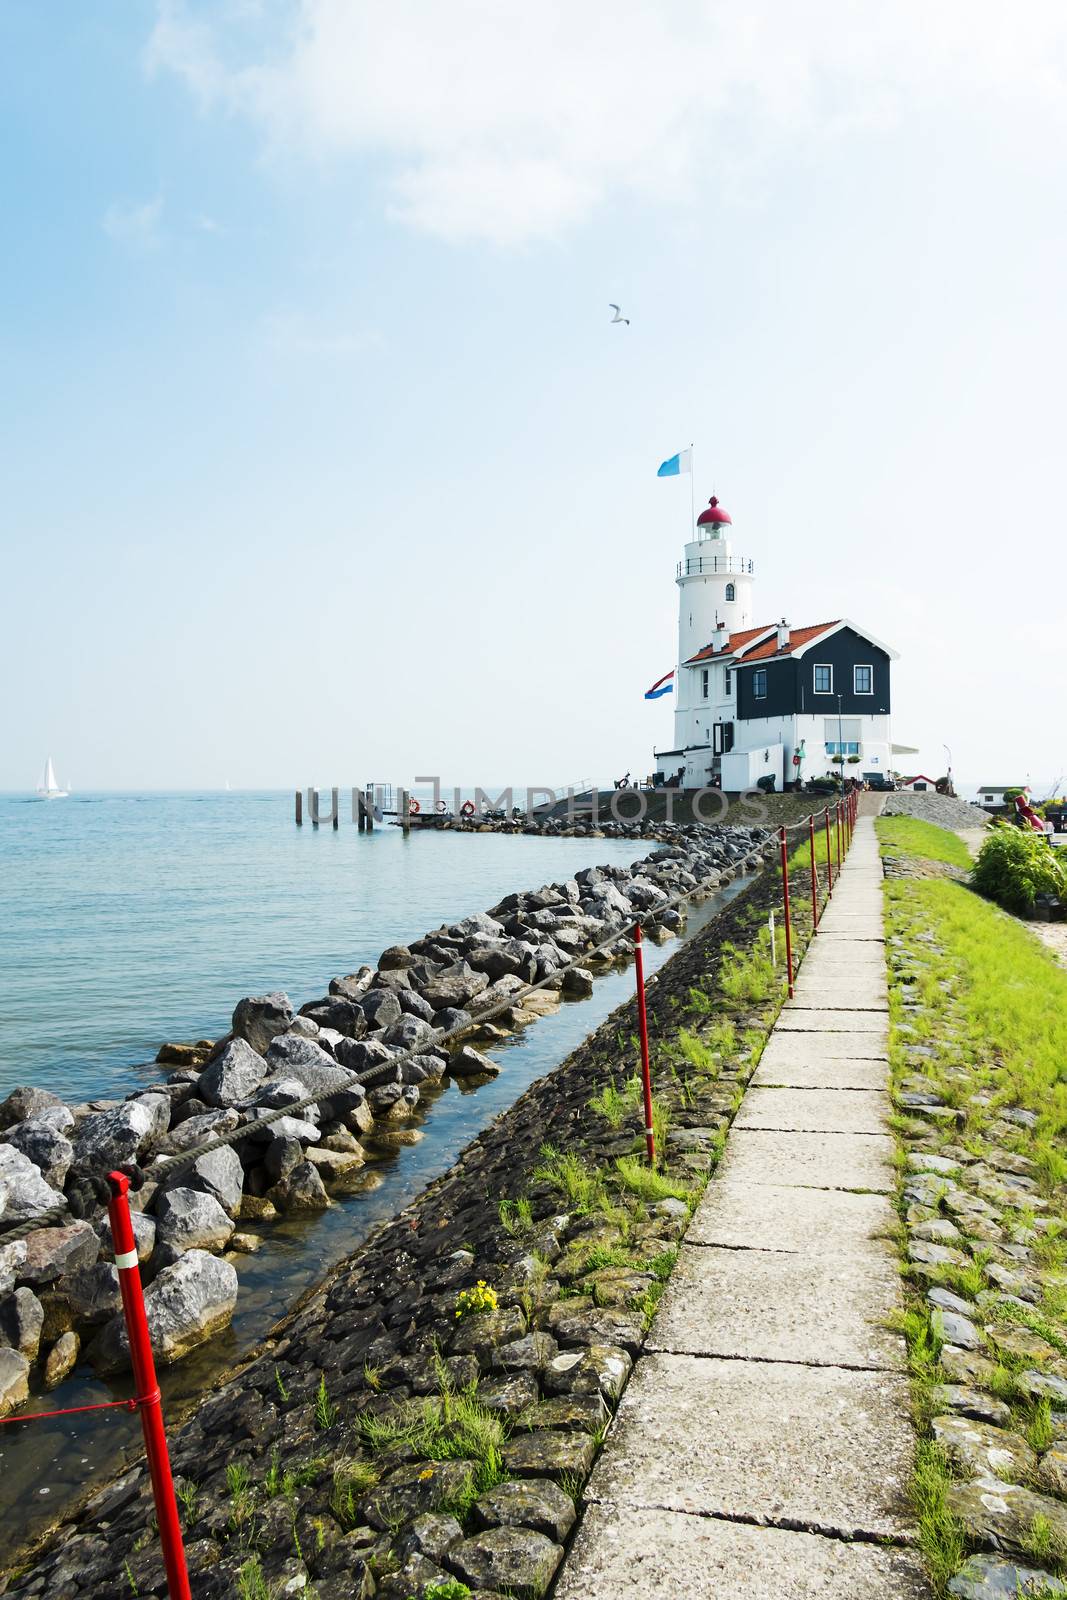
xmin=826 ymin=741 xmax=860 ymax=756
xmin=854 ymin=664 xmax=873 ymax=694
xmin=814 ymin=664 xmax=833 ymax=693
xmin=724 ymin=668 xmax=732 ymax=695
xmin=725 ymin=582 xmax=735 ymax=602
xmin=753 ymin=669 xmax=767 ymax=699
xmin=701 ymin=668 xmax=709 ymax=699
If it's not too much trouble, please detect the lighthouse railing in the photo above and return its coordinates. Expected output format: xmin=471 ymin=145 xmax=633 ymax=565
xmin=676 ymin=556 xmax=756 ymax=578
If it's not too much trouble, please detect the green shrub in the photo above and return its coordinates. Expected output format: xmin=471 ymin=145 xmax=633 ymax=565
xmin=970 ymin=825 xmax=1066 ymax=915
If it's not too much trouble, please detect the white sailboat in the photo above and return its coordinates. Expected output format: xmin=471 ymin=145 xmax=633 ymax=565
xmin=36 ymin=756 xmax=69 ymax=800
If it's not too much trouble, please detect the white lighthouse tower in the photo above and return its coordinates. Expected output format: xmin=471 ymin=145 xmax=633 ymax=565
xmin=672 ymin=497 xmax=755 ymax=758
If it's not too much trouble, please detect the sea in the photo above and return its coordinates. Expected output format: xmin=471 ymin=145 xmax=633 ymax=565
xmin=0 ymin=789 xmax=652 ymax=1104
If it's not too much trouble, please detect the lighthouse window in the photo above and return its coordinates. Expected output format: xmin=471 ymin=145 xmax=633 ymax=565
xmin=814 ymin=664 xmax=833 ymax=694
xmin=854 ymin=664 xmax=873 ymax=694
xmin=753 ymin=669 xmax=767 ymax=699
xmin=725 ymin=583 xmax=735 ymax=602
xmin=701 ymin=668 xmax=709 ymax=699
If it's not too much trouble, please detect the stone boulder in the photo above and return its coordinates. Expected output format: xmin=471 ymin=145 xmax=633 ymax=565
xmin=0 ymin=1347 xmax=30 ymax=1418
xmin=397 ymin=988 xmax=436 ymax=1023
xmin=262 ymin=1035 xmax=355 ymax=1099
xmin=0 ymin=1287 xmax=44 ymax=1361
xmin=161 ymin=1146 xmax=244 ymax=1220
xmin=359 ymin=990 xmax=403 ymax=1032
xmin=466 ymin=939 xmax=539 ymax=983
xmin=2 ymin=1120 xmax=74 ymax=1189
xmin=449 ymin=1046 xmax=500 ymax=1078
xmin=447 ymin=1525 xmax=563 ymax=1600
xmin=433 ymin=1007 xmax=473 ymax=1037
xmin=380 ymin=1015 xmax=438 ymax=1054
xmin=231 ymin=991 xmax=294 ymax=1055
xmin=267 ymin=1160 xmax=330 ymax=1214
xmin=69 ymin=1098 xmax=166 ymax=1174
xmin=92 ymin=1250 xmax=238 ymax=1373
xmin=0 ymin=1086 xmax=66 ymax=1132
xmin=155 ymin=1188 xmax=235 ymax=1254
xmin=155 ymin=1109 xmax=240 ymax=1156
xmin=17 ymin=1220 xmax=100 ymax=1287
xmin=377 ymin=946 xmax=414 ymax=971
xmin=419 ymin=962 xmax=490 ymax=1011
xmin=0 ymin=1146 xmax=66 ymax=1224
xmin=43 ymin=1330 xmax=80 ymax=1389
xmin=57 ymin=1263 xmax=122 ymax=1327
xmin=297 ymin=996 xmax=367 ymax=1039
xmin=332 ymin=1038 xmax=396 ymax=1079
xmin=197 ymin=1039 xmax=268 ymax=1108
xmin=97 ymin=1211 xmax=156 ymax=1265
xmin=329 ymin=966 xmax=374 ymax=996
xmin=0 ymin=1241 xmax=27 ymax=1296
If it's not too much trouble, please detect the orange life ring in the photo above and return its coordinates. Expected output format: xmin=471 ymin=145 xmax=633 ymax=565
xmin=460 ymin=801 xmax=476 ymax=817
xmin=409 ymin=797 xmax=420 ymax=814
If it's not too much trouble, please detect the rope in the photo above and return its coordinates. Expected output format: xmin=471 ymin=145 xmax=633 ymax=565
xmin=1 ymin=813 xmax=821 ymax=1248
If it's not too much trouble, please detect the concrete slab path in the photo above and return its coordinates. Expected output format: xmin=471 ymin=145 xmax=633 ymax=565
xmin=556 ymin=810 xmax=928 ymax=1599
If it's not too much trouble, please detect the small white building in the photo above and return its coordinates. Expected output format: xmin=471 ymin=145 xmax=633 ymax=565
xmin=654 ymin=496 xmax=898 ymax=791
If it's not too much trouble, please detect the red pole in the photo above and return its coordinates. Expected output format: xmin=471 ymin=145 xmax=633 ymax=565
xmin=633 ymin=925 xmax=656 ymax=1166
xmin=778 ymin=827 xmax=795 ymax=996
xmin=809 ymin=813 xmax=819 ymax=933
xmin=824 ymin=805 xmax=834 ymax=896
xmin=107 ymin=1173 xmax=192 ymax=1600
xmin=836 ymin=800 xmax=843 ymax=873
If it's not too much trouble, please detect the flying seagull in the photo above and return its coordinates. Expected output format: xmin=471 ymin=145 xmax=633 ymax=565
xmin=609 ymin=303 xmax=630 ymax=325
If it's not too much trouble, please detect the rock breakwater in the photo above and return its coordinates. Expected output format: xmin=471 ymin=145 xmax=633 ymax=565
xmin=0 ymin=820 xmax=769 ymax=1418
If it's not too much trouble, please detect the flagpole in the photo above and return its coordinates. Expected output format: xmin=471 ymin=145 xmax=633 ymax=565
xmin=689 ymin=441 xmax=695 ymax=533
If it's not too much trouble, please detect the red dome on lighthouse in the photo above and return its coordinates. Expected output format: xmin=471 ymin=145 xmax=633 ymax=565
xmin=696 ymin=496 xmax=732 ymax=526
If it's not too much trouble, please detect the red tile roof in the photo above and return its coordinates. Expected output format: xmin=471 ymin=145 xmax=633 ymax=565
xmin=740 ymin=621 xmax=841 ymax=663
xmin=684 ymin=620 xmax=840 ymax=667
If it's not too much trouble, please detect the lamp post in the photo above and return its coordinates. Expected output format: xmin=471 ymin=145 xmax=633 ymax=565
xmin=838 ymin=694 xmax=844 ymax=785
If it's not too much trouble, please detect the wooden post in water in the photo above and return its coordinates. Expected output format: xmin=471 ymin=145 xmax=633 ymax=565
xmin=364 ymin=785 xmax=374 ymax=832
xmin=331 ymin=787 xmax=339 ymax=831
xmin=308 ymin=787 xmax=319 ymax=828
xmin=295 ymin=789 xmax=303 ymax=826
xmin=399 ymin=789 xmax=411 ymax=835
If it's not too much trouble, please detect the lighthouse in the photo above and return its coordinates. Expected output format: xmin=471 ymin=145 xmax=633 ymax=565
xmin=654 ymin=492 xmax=898 ymax=791
xmin=672 ymin=497 xmax=756 ymax=761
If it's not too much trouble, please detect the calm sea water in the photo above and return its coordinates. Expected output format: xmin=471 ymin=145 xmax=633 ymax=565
xmin=0 ymin=791 xmax=648 ymax=1103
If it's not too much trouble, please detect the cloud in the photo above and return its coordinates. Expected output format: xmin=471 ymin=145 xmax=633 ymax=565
xmin=147 ymin=1 xmax=1067 ymax=246
xmin=102 ymin=195 xmax=164 ymax=249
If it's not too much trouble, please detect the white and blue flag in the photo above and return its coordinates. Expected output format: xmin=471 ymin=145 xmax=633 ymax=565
xmin=657 ymin=448 xmax=692 ymax=478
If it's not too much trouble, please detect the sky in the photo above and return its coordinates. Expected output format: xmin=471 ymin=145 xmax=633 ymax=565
xmin=2 ymin=1 xmax=1066 ymax=795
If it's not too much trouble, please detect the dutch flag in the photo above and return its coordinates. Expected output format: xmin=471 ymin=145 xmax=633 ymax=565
xmin=645 ymin=669 xmax=675 ymax=700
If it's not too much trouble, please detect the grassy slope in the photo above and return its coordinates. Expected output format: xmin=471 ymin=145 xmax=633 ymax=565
xmin=878 ymin=815 xmax=973 ymax=870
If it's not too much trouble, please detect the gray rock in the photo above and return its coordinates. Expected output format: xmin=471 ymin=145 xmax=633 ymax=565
xmin=932 ymin=1414 xmax=1035 ymax=1482
xmin=434 ymin=1007 xmax=473 ymax=1037
xmin=1017 ymin=1370 xmax=1067 ymax=1405
xmin=448 ymin=1045 xmax=500 ymax=1078
xmin=2 ymin=1119 xmax=74 ymax=1189
xmin=262 ymin=1035 xmax=355 ymax=1099
xmin=93 ymin=1250 xmax=238 ymax=1372
xmin=57 ymin=1263 xmax=122 ymax=1326
xmin=231 ymin=991 xmax=294 ymax=1055
xmin=933 ymin=1385 xmax=1012 ymax=1428
xmin=561 ymin=967 xmax=595 ymax=998
xmin=267 ymin=1160 xmax=330 ymax=1214
xmin=938 ymin=1311 xmax=984 ymax=1350
xmin=155 ymin=1108 xmax=241 ymax=1155
xmin=476 ymin=1371 xmax=540 ymax=1417
xmin=43 ymin=1330 xmax=80 ymax=1389
xmin=287 ymin=1014 xmax=320 ymax=1039
xmin=197 ymin=1039 xmax=268 ymax=1108
xmin=250 ymin=1075 xmax=320 ymax=1117
xmin=0 ymin=1286 xmax=44 ymax=1360
xmin=380 ymin=1015 xmax=438 ymax=1053
xmin=929 ymin=1287 xmax=977 ymax=1318
xmin=163 ymin=1145 xmax=244 ymax=1219
xmin=474 ymin=1477 xmax=576 ymax=1543
xmin=329 ymin=965 xmax=375 ymax=995
xmin=449 ymin=1527 xmax=563 ymax=1599
xmin=397 ymin=988 xmax=436 ymax=1023
xmin=69 ymin=1100 xmax=162 ymax=1173
xmin=264 ymin=1135 xmax=304 ymax=1183
xmin=542 ymin=1343 xmax=631 ymax=1400
xmin=1036 ymin=1447 xmax=1067 ymax=1499
xmin=947 ymin=1474 xmax=1067 ymax=1557
xmin=0 ymin=1347 xmax=30 ymax=1417
xmin=17 ymin=1220 xmax=100 ymax=1287
xmin=491 ymin=1332 xmax=559 ymax=1373
xmin=419 ymin=962 xmax=490 ymax=1011
xmin=0 ymin=1086 xmax=66 ymax=1131
xmin=359 ymin=990 xmax=403 ymax=1032
xmin=376 ymin=947 xmax=414 ymax=972
xmin=394 ymin=1512 xmax=464 ymax=1566
xmin=155 ymin=1188 xmax=235 ymax=1254
xmin=298 ymin=995 xmax=368 ymax=1039
xmin=501 ymin=1429 xmax=596 ymax=1482
xmin=0 ymin=1241 xmax=26 ymax=1298
xmin=948 ymin=1553 xmax=1066 ymax=1597
xmin=361 ymin=1460 xmax=479 ymax=1531
xmin=332 ymin=1038 xmax=397 ymax=1078
xmin=0 ymin=1145 xmax=66 ymax=1223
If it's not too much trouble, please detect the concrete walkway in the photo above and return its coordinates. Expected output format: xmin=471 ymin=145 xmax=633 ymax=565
xmin=556 ymin=813 xmax=930 ymax=1599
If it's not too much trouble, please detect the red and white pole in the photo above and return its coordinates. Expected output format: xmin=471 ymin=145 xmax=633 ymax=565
xmin=633 ymin=925 xmax=656 ymax=1166
xmin=809 ymin=813 xmax=819 ymax=933
xmin=824 ymin=806 xmax=834 ymax=896
xmin=778 ymin=827 xmax=795 ymax=997
xmin=107 ymin=1172 xmax=192 ymax=1600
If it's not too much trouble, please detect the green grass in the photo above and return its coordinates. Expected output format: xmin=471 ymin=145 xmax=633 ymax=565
xmin=912 ymin=1441 xmax=968 ymax=1596
xmin=876 ymin=815 xmax=973 ymax=869
xmin=314 ymin=1373 xmax=339 ymax=1430
xmin=588 ymin=1076 xmax=641 ymax=1127
xmin=329 ymin=1458 xmax=380 ymax=1529
xmin=614 ymin=1155 xmax=696 ymax=1205
xmin=533 ymin=1146 xmax=606 ymax=1211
